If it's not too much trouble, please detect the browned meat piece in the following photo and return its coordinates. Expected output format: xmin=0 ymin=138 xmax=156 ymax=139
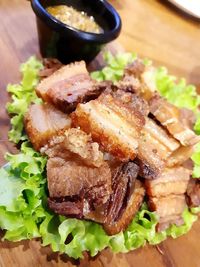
xmin=111 ymin=89 xmax=149 ymax=116
xmin=41 ymin=128 xmax=104 ymax=168
xmin=47 ymin=157 xmax=111 ymax=206
xmin=24 ymin=103 xmax=71 ymax=151
xmin=150 ymin=96 xmax=200 ymax=146
xmin=36 ymin=61 xmax=105 ymax=113
xmin=166 ymin=146 xmax=194 ymax=167
xmin=103 ymin=180 xmax=145 ymax=235
xmin=180 ymin=108 xmax=196 ymax=129
xmin=140 ymin=67 xmax=158 ymax=101
xmin=148 ymin=194 xmax=186 ymax=218
xmin=48 ymin=197 xmax=83 ymax=218
xmin=157 ymin=215 xmax=184 ymax=232
xmin=186 ymin=178 xmax=200 ymax=207
xmin=137 ymin=118 xmax=180 ymax=179
xmin=39 ymin=58 xmax=63 ymax=79
xmin=145 ymin=167 xmax=191 ymax=197
xmin=105 ymin=162 xmax=139 ymax=224
xmin=124 ymin=59 xmax=145 ymax=78
xmin=72 ymin=93 xmax=145 ymax=161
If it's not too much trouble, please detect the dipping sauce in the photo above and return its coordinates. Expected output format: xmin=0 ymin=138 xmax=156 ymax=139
xmin=46 ymin=5 xmax=103 ymax=34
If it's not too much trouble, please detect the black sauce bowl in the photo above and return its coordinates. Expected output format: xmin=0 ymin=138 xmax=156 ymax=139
xmin=31 ymin=0 xmax=122 ymax=63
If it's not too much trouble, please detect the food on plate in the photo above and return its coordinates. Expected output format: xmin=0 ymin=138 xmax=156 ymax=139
xmin=2 ymin=53 xmax=200 ymax=259
xmin=46 ymin=5 xmax=103 ymax=34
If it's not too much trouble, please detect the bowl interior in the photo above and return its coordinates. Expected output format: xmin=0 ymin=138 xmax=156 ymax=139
xmin=37 ymin=0 xmax=118 ymax=33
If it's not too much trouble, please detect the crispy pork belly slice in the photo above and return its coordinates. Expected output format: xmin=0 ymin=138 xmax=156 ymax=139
xmin=157 ymin=215 xmax=184 ymax=232
xmin=47 ymin=157 xmax=111 ymax=205
xmin=145 ymin=167 xmax=191 ymax=197
xmin=167 ymin=146 xmax=194 ymax=167
xmin=111 ymin=89 xmax=149 ymax=116
xmin=137 ymin=118 xmax=180 ymax=179
xmin=150 ymin=96 xmax=200 ymax=146
xmin=186 ymin=179 xmax=200 ymax=207
xmin=148 ymin=195 xmax=186 ymax=218
xmin=72 ymin=93 xmax=145 ymax=161
xmin=36 ymin=61 xmax=104 ymax=113
xmin=103 ymin=180 xmax=145 ymax=235
xmin=140 ymin=66 xmax=158 ymax=101
xmin=24 ymin=103 xmax=71 ymax=151
xmin=124 ymin=59 xmax=145 ymax=78
xmin=41 ymin=128 xmax=104 ymax=168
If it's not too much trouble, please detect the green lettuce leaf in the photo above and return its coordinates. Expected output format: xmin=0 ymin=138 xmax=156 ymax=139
xmin=6 ymin=56 xmax=43 ymax=143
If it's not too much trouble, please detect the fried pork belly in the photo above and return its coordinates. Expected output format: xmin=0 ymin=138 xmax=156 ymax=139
xmin=145 ymin=167 xmax=191 ymax=197
xmin=148 ymin=194 xmax=186 ymax=218
xmin=150 ymin=96 xmax=200 ymax=146
xmin=137 ymin=118 xmax=180 ymax=179
xmin=157 ymin=215 xmax=184 ymax=232
xmin=103 ymin=180 xmax=145 ymax=235
xmin=72 ymin=93 xmax=145 ymax=161
xmin=110 ymin=89 xmax=149 ymax=116
xmin=36 ymin=61 xmax=104 ymax=113
xmin=39 ymin=58 xmax=63 ymax=79
xmin=124 ymin=59 xmax=145 ymax=78
xmin=47 ymin=157 xmax=111 ymax=205
xmin=187 ymin=179 xmax=200 ymax=207
xmin=166 ymin=146 xmax=194 ymax=167
xmin=41 ymin=128 xmax=104 ymax=168
xmin=24 ymin=103 xmax=71 ymax=151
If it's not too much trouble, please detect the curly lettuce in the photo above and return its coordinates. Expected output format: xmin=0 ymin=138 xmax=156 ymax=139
xmin=0 ymin=54 xmax=199 ymax=259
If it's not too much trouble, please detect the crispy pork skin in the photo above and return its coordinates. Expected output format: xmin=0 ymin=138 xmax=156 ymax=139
xmin=137 ymin=118 xmax=180 ymax=179
xmin=41 ymin=128 xmax=104 ymax=168
xmin=166 ymin=146 xmax=194 ymax=167
xmin=36 ymin=61 xmax=104 ymax=113
xmin=148 ymin=194 xmax=186 ymax=218
xmin=24 ymin=103 xmax=71 ymax=151
xmin=145 ymin=167 xmax=191 ymax=197
xmin=150 ymin=96 xmax=200 ymax=146
xmin=72 ymin=93 xmax=145 ymax=161
xmin=187 ymin=179 xmax=200 ymax=207
xmin=103 ymin=180 xmax=145 ymax=235
xmin=124 ymin=60 xmax=145 ymax=78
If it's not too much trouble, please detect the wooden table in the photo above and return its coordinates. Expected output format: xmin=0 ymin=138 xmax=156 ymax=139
xmin=0 ymin=0 xmax=200 ymax=266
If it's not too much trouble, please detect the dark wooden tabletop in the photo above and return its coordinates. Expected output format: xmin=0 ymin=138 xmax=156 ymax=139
xmin=0 ymin=1 xmax=200 ymax=266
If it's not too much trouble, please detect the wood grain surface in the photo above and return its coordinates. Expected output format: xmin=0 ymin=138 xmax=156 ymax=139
xmin=0 ymin=0 xmax=200 ymax=266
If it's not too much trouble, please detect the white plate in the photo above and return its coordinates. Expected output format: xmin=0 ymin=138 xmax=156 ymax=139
xmin=168 ymin=0 xmax=200 ymax=19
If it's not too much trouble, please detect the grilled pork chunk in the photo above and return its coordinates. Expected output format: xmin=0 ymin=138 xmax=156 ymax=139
xmin=187 ymin=179 xmax=200 ymax=207
xmin=47 ymin=157 xmax=111 ymax=205
xmin=36 ymin=61 xmax=104 ymax=113
xmin=137 ymin=118 xmax=180 ymax=179
xmin=24 ymin=103 xmax=71 ymax=151
xmin=41 ymin=128 xmax=104 ymax=168
xmin=150 ymin=96 xmax=200 ymax=146
xmin=148 ymin=194 xmax=186 ymax=218
xmin=72 ymin=93 xmax=145 ymax=161
xmin=145 ymin=167 xmax=191 ymax=197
